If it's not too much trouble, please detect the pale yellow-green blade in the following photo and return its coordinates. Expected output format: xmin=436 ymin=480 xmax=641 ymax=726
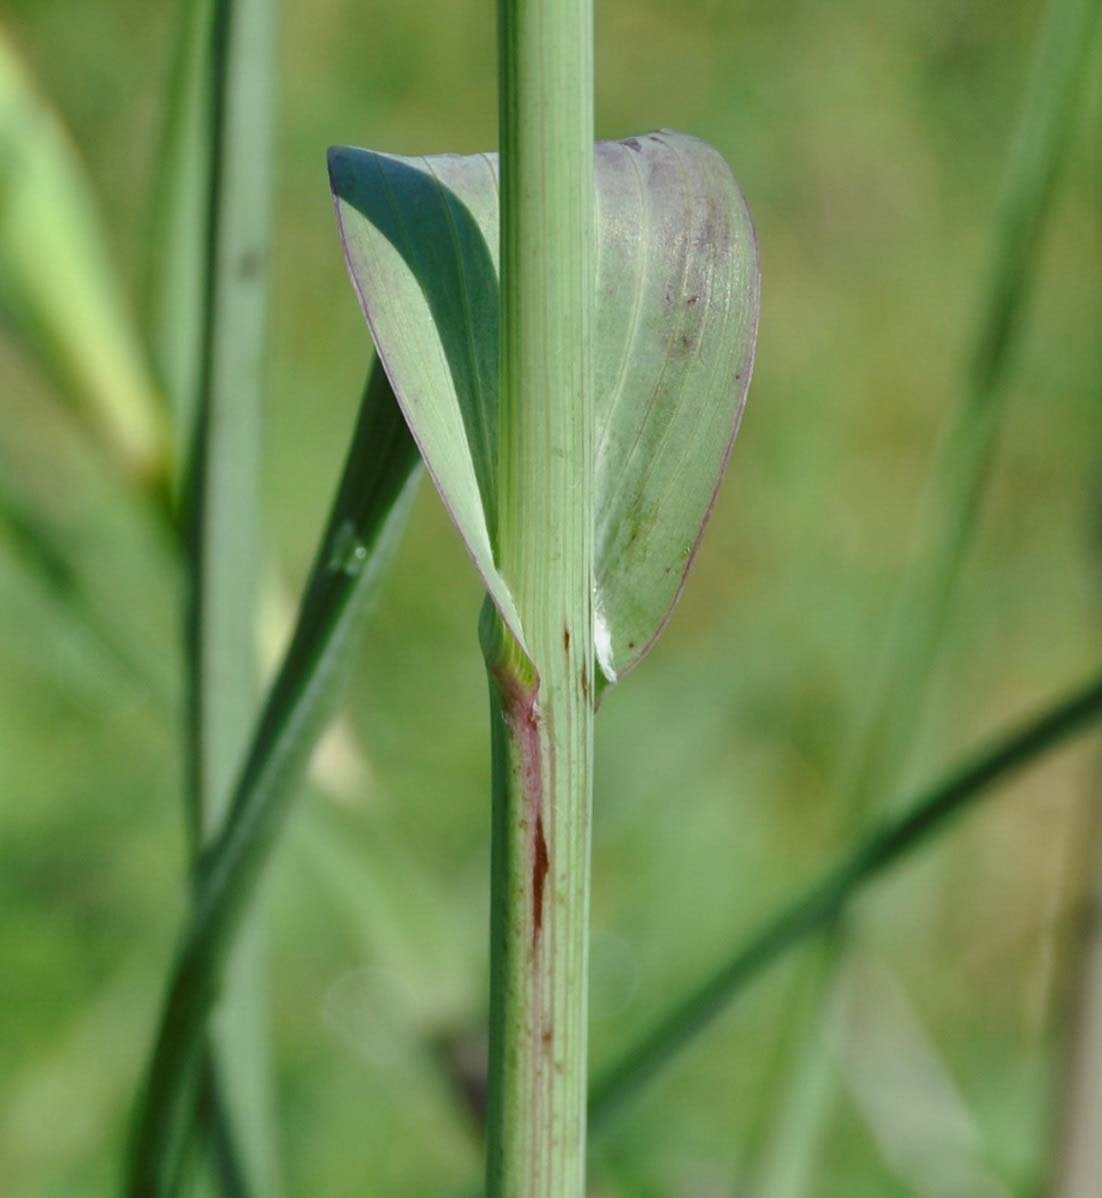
xmin=329 ymin=146 xmax=524 ymax=648
xmin=0 ymin=24 xmax=167 ymax=486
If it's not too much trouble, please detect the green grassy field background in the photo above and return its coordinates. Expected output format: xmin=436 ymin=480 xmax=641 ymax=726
xmin=2 ymin=0 xmax=1101 ymax=1193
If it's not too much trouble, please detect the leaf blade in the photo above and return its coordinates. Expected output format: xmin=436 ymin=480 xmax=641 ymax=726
xmin=329 ymin=132 xmax=761 ymax=683
xmin=593 ymin=131 xmax=759 ymax=680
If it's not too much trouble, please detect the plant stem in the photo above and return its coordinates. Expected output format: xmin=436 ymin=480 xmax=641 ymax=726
xmin=485 ymin=0 xmax=594 ymax=1192
xmin=587 ymin=665 xmax=1102 ymax=1130
xmin=178 ymin=0 xmax=278 ymax=1192
xmin=188 ymin=0 xmax=273 ymax=847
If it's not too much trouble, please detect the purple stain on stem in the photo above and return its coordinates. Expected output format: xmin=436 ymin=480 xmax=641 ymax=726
xmin=532 ymin=812 xmax=549 ymax=946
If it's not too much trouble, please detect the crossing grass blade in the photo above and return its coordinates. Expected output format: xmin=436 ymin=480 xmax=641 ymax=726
xmin=126 ymin=364 xmax=421 ymax=1196
xmin=587 ymin=666 xmax=1102 ymax=1130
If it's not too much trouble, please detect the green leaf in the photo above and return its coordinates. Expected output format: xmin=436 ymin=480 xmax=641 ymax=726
xmin=0 ymin=24 xmax=168 ymax=488
xmin=329 ymin=130 xmax=759 ymax=685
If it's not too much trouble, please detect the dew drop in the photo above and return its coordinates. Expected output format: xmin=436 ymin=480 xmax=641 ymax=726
xmin=328 ymin=520 xmax=369 ymax=577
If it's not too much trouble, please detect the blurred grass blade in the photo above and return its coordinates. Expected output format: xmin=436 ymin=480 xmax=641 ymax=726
xmin=1 ymin=952 xmax=157 ymax=1192
xmin=329 ymin=132 xmax=760 ymax=684
xmin=0 ymin=462 xmax=169 ymax=702
xmin=127 ymin=364 xmax=421 ymax=1196
xmin=840 ymin=0 xmax=1102 ymax=829
xmin=143 ymin=0 xmax=216 ymax=476
xmin=0 ymin=24 xmax=168 ymax=490
xmin=587 ymin=666 xmax=1102 ymax=1130
xmin=838 ymin=963 xmax=1009 ymax=1197
xmin=756 ymin=1 xmax=1102 ymax=1192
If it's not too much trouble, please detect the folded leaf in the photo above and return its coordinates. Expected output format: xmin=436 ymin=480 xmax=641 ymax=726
xmin=330 ymin=130 xmax=759 ymax=685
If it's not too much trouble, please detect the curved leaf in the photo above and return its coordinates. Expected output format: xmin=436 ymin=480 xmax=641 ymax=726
xmin=329 ymin=130 xmax=759 ymax=684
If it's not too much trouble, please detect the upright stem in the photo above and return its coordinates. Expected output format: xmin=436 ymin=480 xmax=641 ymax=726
xmin=181 ymin=0 xmax=277 ymax=1190
xmin=485 ymin=0 xmax=594 ymax=1193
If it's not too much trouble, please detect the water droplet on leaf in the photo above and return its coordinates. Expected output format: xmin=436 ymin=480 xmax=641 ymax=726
xmin=329 ymin=520 xmax=368 ymax=576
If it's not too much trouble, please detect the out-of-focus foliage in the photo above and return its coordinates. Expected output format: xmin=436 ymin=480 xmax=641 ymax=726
xmin=0 ymin=22 xmax=166 ymax=487
xmin=1 ymin=1 xmax=1101 ymax=1195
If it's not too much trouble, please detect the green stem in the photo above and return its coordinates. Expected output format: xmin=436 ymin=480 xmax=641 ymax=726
xmin=187 ymin=0 xmax=273 ymax=846
xmin=483 ymin=611 xmax=594 ymax=1196
xmin=587 ymin=666 xmax=1102 ymax=1130
xmin=178 ymin=0 xmax=278 ymax=1191
xmin=486 ymin=0 xmax=594 ymax=1191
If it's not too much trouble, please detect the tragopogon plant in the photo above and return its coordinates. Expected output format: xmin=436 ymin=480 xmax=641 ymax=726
xmin=328 ymin=0 xmax=760 ymax=1186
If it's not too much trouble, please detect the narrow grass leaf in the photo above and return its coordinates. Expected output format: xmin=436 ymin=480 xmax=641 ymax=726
xmin=126 ymin=365 xmax=422 ymax=1196
xmin=329 ymin=132 xmax=760 ymax=684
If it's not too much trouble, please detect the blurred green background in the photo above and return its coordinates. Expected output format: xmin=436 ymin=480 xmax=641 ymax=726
xmin=2 ymin=0 xmax=1102 ymax=1194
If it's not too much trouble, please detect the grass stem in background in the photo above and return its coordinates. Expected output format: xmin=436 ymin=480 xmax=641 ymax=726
xmin=172 ymin=0 xmax=279 ymax=1191
xmin=587 ymin=665 xmax=1102 ymax=1130
xmin=484 ymin=0 xmax=595 ymax=1191
xmin=840 ymin=0 xmax=1101 ymax=827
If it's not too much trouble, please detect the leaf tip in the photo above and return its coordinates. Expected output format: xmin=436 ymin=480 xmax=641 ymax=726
xmin=326 ymin=145 xmax=356 ymax=200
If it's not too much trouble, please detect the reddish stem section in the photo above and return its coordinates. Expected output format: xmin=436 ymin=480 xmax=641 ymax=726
xmin=533 ymin=812 xmax=549 ymax=944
